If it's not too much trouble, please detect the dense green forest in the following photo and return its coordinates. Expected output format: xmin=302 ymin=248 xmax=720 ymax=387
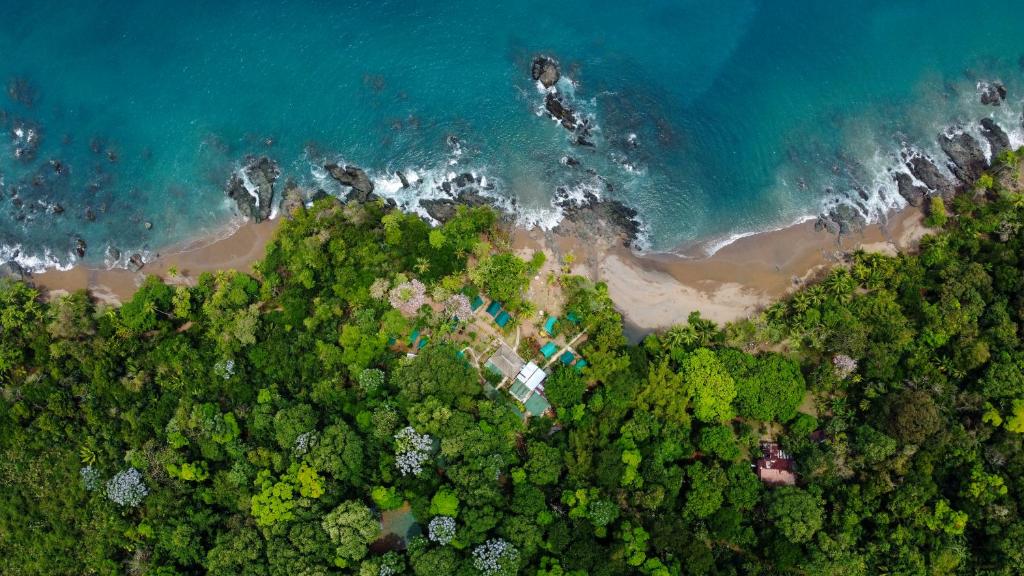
xmin=2 ymin=152 xmax=1024 ymax=576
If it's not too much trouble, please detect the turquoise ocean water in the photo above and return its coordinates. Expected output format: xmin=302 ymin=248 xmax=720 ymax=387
xmin=2 ymin=0 xmax=1023 ymax=269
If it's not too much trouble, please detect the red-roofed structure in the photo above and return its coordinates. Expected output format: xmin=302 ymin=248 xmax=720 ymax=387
xmin=756 ymin=441 xmax=796 ymax=486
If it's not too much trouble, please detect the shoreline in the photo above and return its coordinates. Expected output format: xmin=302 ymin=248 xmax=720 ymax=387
xmin=31 ymin=218 xmax=283 ymax=305
xmin=514 ymin=205 xmax=929 ymax=338
xmin=29 ymin=205 xmax=929 ymax=336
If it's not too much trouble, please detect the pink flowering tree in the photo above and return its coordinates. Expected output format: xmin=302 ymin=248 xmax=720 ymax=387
xmin=388 ymin=279 xmax=427 ymax=316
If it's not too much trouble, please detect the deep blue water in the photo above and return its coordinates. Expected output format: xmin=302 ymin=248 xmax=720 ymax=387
xmin=1 ymin=0 xmax=1023 ymax=269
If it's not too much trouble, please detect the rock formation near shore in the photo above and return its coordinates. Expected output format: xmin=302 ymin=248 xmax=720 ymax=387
xmin=903 ymin=151 xmax=957 ymax=200
xmin=979 ymin=118 xmax=1011 ymax=159
xmin=531 ymin=56 xmax=560 ymax=89
xmin=325 ymin=163 xmax=375 ymax=202
xmin=893 ymin=171 xmax=928 ymax=207
xmin=0 ymin=260 xmax=25 ymax=282
xmin=225 ymin=156 xmax=280 ymax=222
xmin=552 ymin=186 xmax=642 ymax=248
xmin=978 ymin=80 xmax=1007 ymax=106
xmin=939 ymin=130 xmax=988 ymax=185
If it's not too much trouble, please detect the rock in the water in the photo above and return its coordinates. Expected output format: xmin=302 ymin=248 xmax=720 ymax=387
xmin=938 ymin=130 xmax=988 ymax=185
xmin=84 ymin=206 xmax=96 ymax=221
xmin=74 ymin=237 xmax=87 ymax=258
xmin=0 ymin=260 xmax=25 ymax=282
xmin=105 ymin=246 xmax=121 ymax=263
xmin=552 ymin=186 xmax=642 ymax=248
xmin=128 ymin=253 xmax=145 ymax=272
xmin=325 ymin=163 xmax=375 ymax=202
xmin=978 ymin=81 xmax=1007 ymax=106
xmin=903 ymin=150 xmax=957 ymax=200
xmin=51 ymin=203 xmax=64 ymax=215
xmin=143 ymin=221 xmax=153 ymax=230
xmin=893 ymin=171 xmax=928 ymax=207
xmin=979 ymin=118 xmax=1011 ymax=160
xmin=225 ymin=156 xmax=280 ymax=222
xmin=396 ymin=171 xmax=411 ymax=188
xmin=531 ymin=56 xmax=561 ymax=89
xmin=545 ymin=93 xmax=578 ymax=130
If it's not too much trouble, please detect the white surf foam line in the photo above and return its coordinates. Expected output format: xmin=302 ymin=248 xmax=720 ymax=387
xmin=695 ymin=214 xmax=819 ymax=258
xmin=0 ymin=243 xmax=75 ymax=273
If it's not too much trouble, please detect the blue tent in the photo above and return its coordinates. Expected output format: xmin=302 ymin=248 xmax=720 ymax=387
xmin=560 ymin=350 xmax=576 ymax=365
xmin=470 ymin=295 xmax=484 ymax=311
xmin=574 ymin=358 xmax=588 ymax=371
xmin=486 ymin=301 xmax=502 ymax=317
xmin=407 ymin=329 xmax=420 ymax=346
xmin=543 ymin=316 xmax=558 ymax=336
xmin=540 ymin=342 xmax=558 ymax=358
xmin=495 ymin=311 xmax=511 ymax=328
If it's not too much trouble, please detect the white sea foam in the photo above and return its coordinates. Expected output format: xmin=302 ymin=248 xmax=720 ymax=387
xmin=0 ymin=243 xmax=75 ymax=273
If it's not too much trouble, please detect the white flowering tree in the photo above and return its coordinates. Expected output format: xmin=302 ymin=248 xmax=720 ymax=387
xmin=388 ymin=279 xmax=427 ymax=316
xmin=80 ymin=465 xmax=100 ymax=491
xmin=472 ymin=538 xmax=519 ymax=576
xmin=106 ymin=468 xmax=148 ymax=507
xmin=427 ymin=515 xmax=456 ymax=545
xmin=394 ymin=426 xmax=433 ymax=476
xmin=444 ymin=294 xmax=473 ymax=320
xmin=832 ymin=354 xmax=858 ymax=379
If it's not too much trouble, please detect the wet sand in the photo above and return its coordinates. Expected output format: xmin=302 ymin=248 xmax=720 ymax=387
xmin=32 ymin=218 xmax=283 ymax=305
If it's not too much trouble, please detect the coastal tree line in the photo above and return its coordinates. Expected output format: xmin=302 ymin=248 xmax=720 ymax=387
xmin=2 ymin=151 xmax=1024 ymax=575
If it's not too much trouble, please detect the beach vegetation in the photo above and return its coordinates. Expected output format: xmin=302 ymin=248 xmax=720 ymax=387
xmin=2 ymin=154 xmax=1024 ymax=574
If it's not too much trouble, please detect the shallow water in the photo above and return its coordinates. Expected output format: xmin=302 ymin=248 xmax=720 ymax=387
xmin=1 ymin=0 xmax=1022 ymax=269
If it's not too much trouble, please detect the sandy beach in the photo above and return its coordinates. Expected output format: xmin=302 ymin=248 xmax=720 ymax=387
xmin=515 ymin=207 xmax=929 ymax=338
xmin=30 ymin=204 xmax=929 ymax=338
xmin=31 ymin=218 xmax=283 ymax=305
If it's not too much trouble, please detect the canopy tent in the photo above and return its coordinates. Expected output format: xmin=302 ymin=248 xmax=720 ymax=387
xmin=540 ymin=342 xmax=558 ymax=358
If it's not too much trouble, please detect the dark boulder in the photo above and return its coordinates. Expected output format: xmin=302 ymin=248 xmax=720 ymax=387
xmin=531 ymin=56 xmax=561 ymax=89
xmin=396 ymin=171 xmax=411 ymax=188
xmin=325 ymin=163 xmax=375 ymax=202
xmin=545 ymin=93 xmax=578 ymax=130
xmin=105 ymin=246 xmax=121 ymax=263
xmin=903 ymin=151 xmax=957 ymax=200
xmin=0 ymin=260 xmax=25 ymax=282
xmin=128 ymin=253 xmax=144 ymax=272
xmin=979 ymin=118 xmax=1011 ymax=160
xmin=225 ymin=156 xmax=280 ymax=222
xmin=938 ymin=130 xmax=988 ymax=185
xmin=74 ymin=237 xmax=87 ymax=258
xmin=553 ymin=186 xmax=642 ymax=248
xmin=978 ymin=81 xmax=1007 ymax=106
xmin=84 ymin=206 xmax=96 ymax=221
xmin=892 ymin=171 xmax=928 ymax=207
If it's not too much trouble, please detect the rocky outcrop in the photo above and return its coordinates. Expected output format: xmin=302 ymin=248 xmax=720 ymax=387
xmin=225 ymin=156 xmax=280 ymax=222
xmin=903 ymin=151 xmax=957 ymax=200
xmin=325 ymin=163 xmax=375 ymax=202
xmin=893 ymin=171 xmax=928 ymax=207
xmin=979 ymin=118 xmax=1011 ymax=160
xmin=545 ymin=93 xmax=578 ymax=130
xmin=279 ymin=180 xmax=306 ymax=218
xmin=74 ymin=237 xmax=87 ymax=258
xmin=553 ymin=186 xmax=642 ymax=248
xmin=814 ymin=203 xmax=867 ymax=236
xmin=0 ymin=260 xmax=25 ymax=282
xmin=531 ymin=56 xmax=560 ymax=89
xmin=939 ymin=130 xmax=988 ymax=185
xmin=421 ymin=189 xmax=499 ymax=223
xmin=128 ymin=253 xmax=145 ymax=272
xmin=978 ymin=81 xmax=1007 ymax=106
